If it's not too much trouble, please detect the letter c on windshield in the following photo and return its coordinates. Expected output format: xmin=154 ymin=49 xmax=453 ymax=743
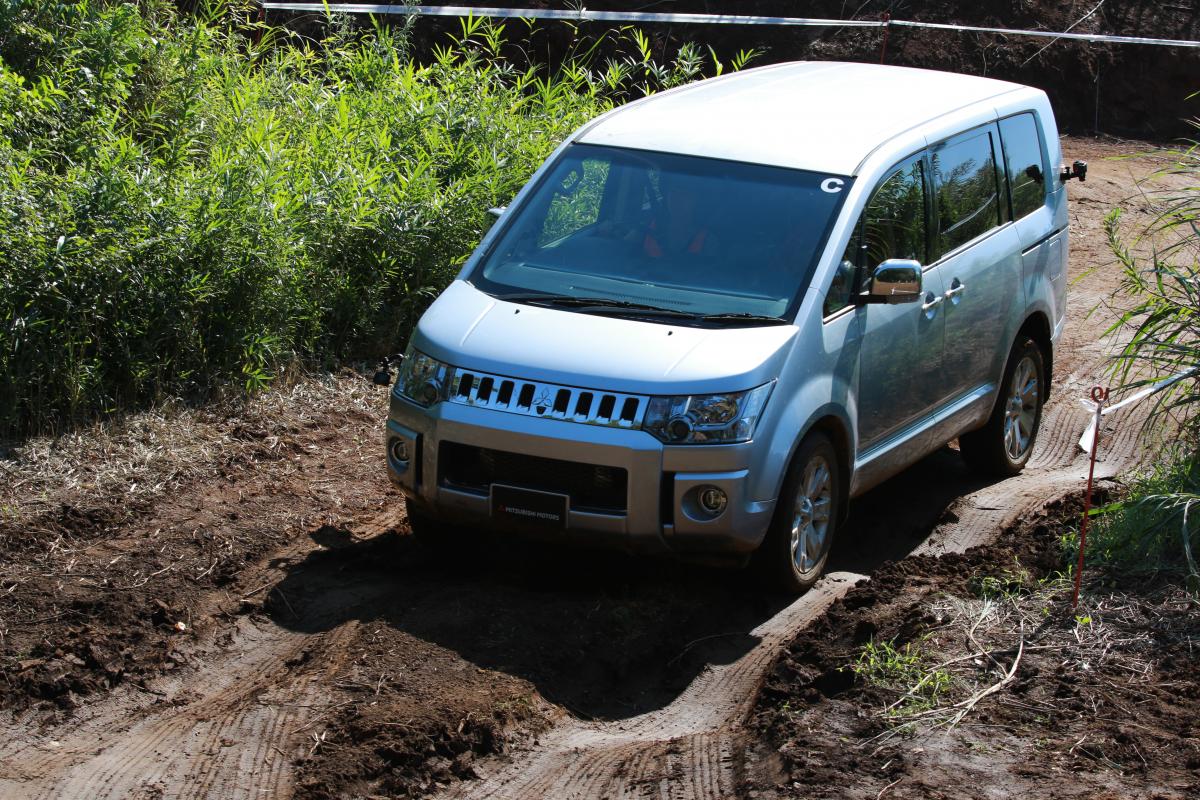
xmin=821 ymin=178 xmax=845 ymax=194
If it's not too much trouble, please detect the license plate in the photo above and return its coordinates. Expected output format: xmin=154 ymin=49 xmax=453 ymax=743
xmin=490 ymin=484 xmax=569 ymax=529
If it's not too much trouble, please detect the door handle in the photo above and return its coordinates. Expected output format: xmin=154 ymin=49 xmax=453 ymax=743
xmin=921 ymin=295 xmax=943 ymax=313
xmin=945 ymin=282 xmax=966 ymax=300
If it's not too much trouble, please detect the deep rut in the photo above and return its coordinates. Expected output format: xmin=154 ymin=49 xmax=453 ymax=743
xmin=0 ymin=618 xmax=351 ymax=799
xmin=436 ymin=573 xmax=863 ymax=800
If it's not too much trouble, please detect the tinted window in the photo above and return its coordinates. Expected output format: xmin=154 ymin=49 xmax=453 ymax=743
xmin=825 ymin=158 xmax=926 ymax=317
xmin=474 ymin=144 xmax=851 ymax=321
xmin=539 ymin=159 xmax=610 ymax=246
xmin=999 ymin=113 xmax=1048 ymax=220
xmin=932 ymin=129 xmax=1002 ymax=257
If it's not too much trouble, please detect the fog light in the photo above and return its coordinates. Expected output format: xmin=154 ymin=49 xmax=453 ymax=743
xmin=698 ymin=486 xmax=728 ymax=516
xmin=390 ymin=439 xmax=410 ymax=464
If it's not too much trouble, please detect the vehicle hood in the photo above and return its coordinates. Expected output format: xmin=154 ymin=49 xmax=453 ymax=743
xmin=414 ymin=281 xmax=798 ymax=395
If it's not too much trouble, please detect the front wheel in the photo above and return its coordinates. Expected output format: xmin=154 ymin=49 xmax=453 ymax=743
xmin=959 ymin=336 xmax=1046 ymax=476
xmin=755 ymin=433 xmax=841 ymax=594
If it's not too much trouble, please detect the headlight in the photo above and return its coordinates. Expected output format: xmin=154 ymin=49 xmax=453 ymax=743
xmin=643 ymin=382 xmax=774 ymax=444
xmin=396 ymin=347 xmax=453 ymax=407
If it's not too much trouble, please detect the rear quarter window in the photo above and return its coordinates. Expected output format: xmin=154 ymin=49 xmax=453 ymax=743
xmin=931 ymin=128 xmax=1003 ymax=258
xmin=999 ymin=113 xmax=1049 ymax=220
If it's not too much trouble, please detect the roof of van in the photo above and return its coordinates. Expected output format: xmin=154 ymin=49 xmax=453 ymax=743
xmin=576 ymin=61 xmax=1031 ymax=176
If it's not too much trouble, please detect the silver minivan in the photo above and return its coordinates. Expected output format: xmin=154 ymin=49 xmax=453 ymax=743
xmin=384 ymin=62 xmax=1075 ymax=592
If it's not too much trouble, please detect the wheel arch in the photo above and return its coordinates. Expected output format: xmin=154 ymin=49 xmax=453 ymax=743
xmin=787 ymin=413 xmax=854 ymax=525
xmin=1017 ymin=311 xmax=1053 ymax=400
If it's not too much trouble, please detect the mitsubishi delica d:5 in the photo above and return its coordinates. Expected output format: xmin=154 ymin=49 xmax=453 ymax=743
xmin=383 ymin=61 xmax=1078 ymax=592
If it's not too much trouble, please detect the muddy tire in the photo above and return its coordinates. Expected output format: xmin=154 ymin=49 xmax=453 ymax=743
xmin=959 ymin=336 xmax=1046 ymax=477
xmin=756 ymin=433 xmax=841 ymax=594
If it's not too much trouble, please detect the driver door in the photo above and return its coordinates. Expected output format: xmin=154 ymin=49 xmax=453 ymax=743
xmin=826 ymin=154 xmax=947 ymax=453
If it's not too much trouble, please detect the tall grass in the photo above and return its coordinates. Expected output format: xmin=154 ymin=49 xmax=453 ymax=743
xmin=1095 ymin=135 xmax=1200 ymax=580
xmin=0 ymin=1 xmax=751 ymax=436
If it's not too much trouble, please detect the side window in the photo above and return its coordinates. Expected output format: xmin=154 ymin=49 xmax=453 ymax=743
xmin=931 ymin=129 xmax=1002 ymax=258
xmin=999 ymin=113 xmax=1048 ymax=220
xmin=539 ymin=159 xmax=610 ymax=246
xmin=824 ymin=158 xmax=926 ymax=317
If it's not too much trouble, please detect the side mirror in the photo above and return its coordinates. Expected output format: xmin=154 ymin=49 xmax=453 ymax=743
xmin=856 ymin=259 xmax=923 ymax=305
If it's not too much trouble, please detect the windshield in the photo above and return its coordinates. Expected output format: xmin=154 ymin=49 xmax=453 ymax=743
xmin=469 ymin=144 xmax=851 ymax=324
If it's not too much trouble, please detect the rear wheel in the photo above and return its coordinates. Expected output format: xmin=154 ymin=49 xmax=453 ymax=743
xmin=959 ymin=336 xmax=1045 ymax=476
xmin=756 ymin=433 xmax=841 ymax=594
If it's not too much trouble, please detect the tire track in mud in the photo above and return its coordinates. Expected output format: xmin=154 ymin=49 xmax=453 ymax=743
xmin=436 ymin=388 xmax=1144 ymax=800
xmin=0 ymin=615 xmax=355 ymax=800
xmin=919 ymin=397 xmax=1148 ymax=556
xmin=436 ymin=573 xmax=863 ymax=800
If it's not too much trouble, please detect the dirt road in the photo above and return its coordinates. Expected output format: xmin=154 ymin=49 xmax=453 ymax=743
xmin=0 ymin=137 xmax=1185 ymax=799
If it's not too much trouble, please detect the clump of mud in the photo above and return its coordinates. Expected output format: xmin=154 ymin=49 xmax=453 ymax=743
xmin=745 ymin=495 xmax=1200 ymax=799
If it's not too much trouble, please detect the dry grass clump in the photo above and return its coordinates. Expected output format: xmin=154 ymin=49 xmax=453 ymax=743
xmin=858 ymin=569 xmax=1200 ymax=744
xmin=0 ymin=369 xmax=385 ymax=528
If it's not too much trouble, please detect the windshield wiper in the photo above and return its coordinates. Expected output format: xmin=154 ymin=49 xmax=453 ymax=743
xmin=495 ymin=293 xmax=693 ymax=317
xmin=696 ymin=312 xmax=789 ymax=325
xmin=495 ymin=294 xmax=787 ymax=326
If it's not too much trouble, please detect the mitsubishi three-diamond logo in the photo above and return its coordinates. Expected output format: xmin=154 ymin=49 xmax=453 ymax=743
xmin=533 ymin=388 xmax=552 ymax=415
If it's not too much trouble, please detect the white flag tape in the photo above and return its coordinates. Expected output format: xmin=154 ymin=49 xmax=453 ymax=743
xmin=1077 ymin=366 xmax=1200 ymax=453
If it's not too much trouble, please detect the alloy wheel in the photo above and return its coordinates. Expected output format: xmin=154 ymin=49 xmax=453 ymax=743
xmin=1003 ymin=355 xmax=1040 ymax=462
xmin=790 ymin=455 xmax=833 ymax=578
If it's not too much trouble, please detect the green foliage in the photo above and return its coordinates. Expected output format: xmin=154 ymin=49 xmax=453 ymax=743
xmin=848 ymin=637 xmax=952 ymax=716
xmin=0 ymin=1 xmax=747 ymax=435
xmin=1082 ymin=456 xmax=1200 ymax=579
xmin=1105 ymin=132 xmax=1200 ymax=427
xmin=1099 ymin=134 xmax=1200 ymax=580
xmin=968 ymin=563 xmax=1033 ymax=602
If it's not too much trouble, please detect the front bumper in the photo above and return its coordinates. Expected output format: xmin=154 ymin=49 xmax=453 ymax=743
xmin=385 ymin=391 xmax=775 ymax=557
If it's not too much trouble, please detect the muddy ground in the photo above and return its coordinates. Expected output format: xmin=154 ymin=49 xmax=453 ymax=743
xmin=0 ymin=138 xmax=1195 ymax=798
xmin=746 ymin=497 xmax=1200 ymax=800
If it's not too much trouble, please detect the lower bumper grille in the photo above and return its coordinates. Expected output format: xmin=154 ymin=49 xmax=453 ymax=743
xmin=438 ymin=442 xmax=628 ymax=514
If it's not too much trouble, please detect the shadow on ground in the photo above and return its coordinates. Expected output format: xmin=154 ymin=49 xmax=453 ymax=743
xmin=266 ymin=445 xmax=996 ymax=721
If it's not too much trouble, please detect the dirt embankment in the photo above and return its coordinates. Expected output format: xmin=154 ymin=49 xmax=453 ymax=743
xmin=288 ymin=0 xmax=1200 ymax=138
xmin=0 ymin=138 xmax=1194 ymax=799
xmin=746 ymin=496 xmax=1200 ymax=800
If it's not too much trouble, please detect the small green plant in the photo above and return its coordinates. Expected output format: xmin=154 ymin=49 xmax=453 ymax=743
xmin=848 ymin=638 xmax=952 ymax=716
xmin=969 ymin=562 xmax=1033 ymax=601
xmin=1078 ymin=457 xmax=1200 ymax=578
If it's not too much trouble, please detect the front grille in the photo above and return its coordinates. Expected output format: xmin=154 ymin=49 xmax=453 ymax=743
xmin=446 ymin=368 xmax=647 ymax=429
xmin=439 ymin=442 xmax=628 ymax=514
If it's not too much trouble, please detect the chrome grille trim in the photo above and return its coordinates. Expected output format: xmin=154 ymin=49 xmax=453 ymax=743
xmin=447 ymin=368 xmax=648 ymax=429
